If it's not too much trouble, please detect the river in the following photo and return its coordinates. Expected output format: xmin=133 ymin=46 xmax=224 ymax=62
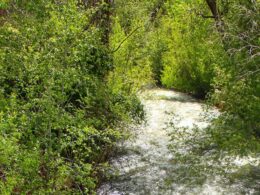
xmin=98 ymin=88 xmax=259 ymax=195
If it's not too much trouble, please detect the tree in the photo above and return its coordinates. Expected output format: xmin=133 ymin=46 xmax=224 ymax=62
xmin=83 ymin=0 xmax=113 ymax=45
xmin=205 ymin=0 xmax=219 ymax=20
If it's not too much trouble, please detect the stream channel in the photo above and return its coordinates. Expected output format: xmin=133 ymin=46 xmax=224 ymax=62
xmin=98 ymin=88 xmax=259 ymax=195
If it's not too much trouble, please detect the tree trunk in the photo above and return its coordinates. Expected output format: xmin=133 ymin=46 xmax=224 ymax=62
xmin=100 ymin=0 xmax=112 ymax=45
xmin=205 ymin=0 xmax=220 ymax=21
xmin=82 ymin=0 xmax=112 ymax=45
xmin=205 ymin=0 xmax=224 ymax=33
xmin=0 ymin=9 xmax=8 ymax=26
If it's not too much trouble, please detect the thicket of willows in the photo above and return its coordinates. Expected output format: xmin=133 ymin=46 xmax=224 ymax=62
xmin=0 ymin=0 xmax=144 ymax=193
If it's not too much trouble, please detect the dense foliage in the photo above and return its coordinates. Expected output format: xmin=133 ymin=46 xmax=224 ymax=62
xmin=0 ymin=0 xmax=143 ymax=193
xmin=208 ymin=0 xmax=260 ymax=153
xmin=160 ymin=0 xmax=259 ymax=152
xmin=160 ymin=1 xmax=224 ymax=98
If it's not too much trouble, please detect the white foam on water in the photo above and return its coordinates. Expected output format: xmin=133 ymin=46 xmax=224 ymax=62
xmin=97 ymin=88 xmax=259 ymax=195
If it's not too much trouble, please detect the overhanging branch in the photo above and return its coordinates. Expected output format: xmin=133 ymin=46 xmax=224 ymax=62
xmin=112 ymin=26 xmax=141 ymax=53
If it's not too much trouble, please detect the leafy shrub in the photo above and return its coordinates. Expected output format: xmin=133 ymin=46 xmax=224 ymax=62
xmin=0 ymin=0 xmax=144 ymax=193
xmin=159 ymin=1 xmax=228 ymax=98
xmin=207 ymin=0 xmax=260 ymax=153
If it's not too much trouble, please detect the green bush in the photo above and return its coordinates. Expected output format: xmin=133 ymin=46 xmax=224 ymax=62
xmin=0 ymin=0 xmax=144 ymax=193
xmin=207 ymin=0 xmax=260 ymax=154
xmin=159 ymin=1 xmax=227 ymax=98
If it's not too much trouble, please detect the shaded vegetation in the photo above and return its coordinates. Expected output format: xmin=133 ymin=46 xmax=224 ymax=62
xmin=0 ymin=0 xmax=143 ymax=193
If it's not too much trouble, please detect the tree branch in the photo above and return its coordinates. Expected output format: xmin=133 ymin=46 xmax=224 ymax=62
xmin=200 ymin=14 xmax=215 ymax=19
xmin=112 ymin=26 xmax=141 ymax=53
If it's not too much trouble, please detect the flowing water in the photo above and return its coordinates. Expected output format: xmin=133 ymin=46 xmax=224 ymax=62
xmin=98 ymin=88 xmax=259 ymax=195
